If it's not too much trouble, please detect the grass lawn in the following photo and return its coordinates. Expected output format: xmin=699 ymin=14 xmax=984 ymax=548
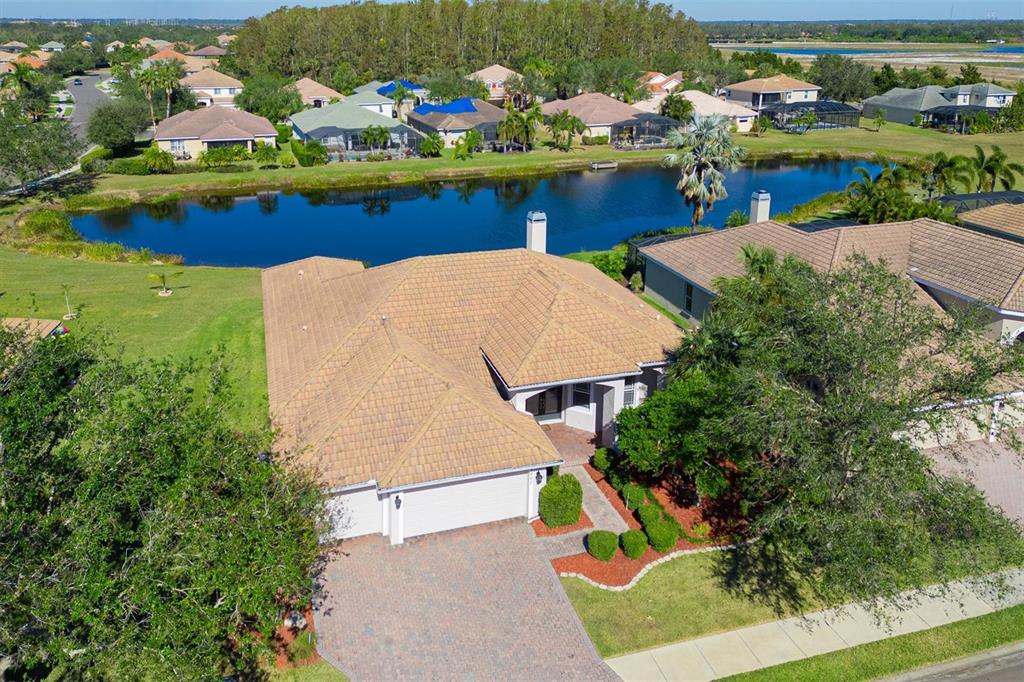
xmin=268 ymin=662 xmax=348 ymax=682
xmin=563 ymin=551 xmax=816 ymax=658
xmin=724 ymin=603 xmax=1024 ymax=682
xmin=0 ymin=246 xmax=267 ymax=428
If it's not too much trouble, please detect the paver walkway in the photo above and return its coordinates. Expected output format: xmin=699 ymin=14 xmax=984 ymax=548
xmin=607 ymin=569 xmax=1024 ymax=681
xmin=535 ymin=465 xmax=629 ymax=559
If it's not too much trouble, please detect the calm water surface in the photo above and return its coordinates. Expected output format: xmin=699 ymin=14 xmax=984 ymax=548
xmin=73 ymin=161 xmax=879 ymax=267
xmin=725 ymin=45 xmax=1023 ymax=56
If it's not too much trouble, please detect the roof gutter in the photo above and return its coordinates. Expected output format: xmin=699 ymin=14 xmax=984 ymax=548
xmin=638 ymin=250 xmax=717 ymax=297
xmin=909 ymin=274 xmax=1022 ymax=318
xmin=377 ymin=460 xmax=563 ymax=494
xmin=482 ymin=352 xmax=646 ymax=393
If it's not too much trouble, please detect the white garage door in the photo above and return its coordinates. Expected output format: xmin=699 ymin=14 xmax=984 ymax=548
xmin=328 ymin=487 xmax=382 ymax=539
xmin=403 ymin=472 xmax=529 ymax=539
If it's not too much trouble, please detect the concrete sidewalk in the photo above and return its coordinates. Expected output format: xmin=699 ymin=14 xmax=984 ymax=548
xmin=607 ymin=570 xmax=1024 ymax=681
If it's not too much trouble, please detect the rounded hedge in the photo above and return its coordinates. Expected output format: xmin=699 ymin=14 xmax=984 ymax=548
xmin=646 ymin=521 xmax=679 ymax=553
xmin=621 ymin=482 xmax=646 ymax=510
xmin=539 ymin=473 xmax=582 ymax=528
xmin=591 ymin=447 xmax=611 ymax=473
xmin=638 ymin=503 xmax=662 ymax=529
xmin=587 ymin=530 xmax=618 ymax=561
xmin=620 ymin=529 xmax=648 ymax=559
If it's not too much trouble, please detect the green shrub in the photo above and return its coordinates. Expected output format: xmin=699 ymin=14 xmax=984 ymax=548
xmin=142 ymin=144 xmax=175 ymax=174
xmin=82 ymin=241 xmax=128 ymax=261
xmin=591 ymin=447 xmax=611 ymax=473
xmin=29 ymin=240 xmax=81 ymax=258
xmin=275 ymin=123 xmax=293 ymax=145
xmin=621 ymin=482 xmax=646 ymax=510
xmin=629 ymin=271 xmax=643 ymax=292
xmin=591 ymin=250 xmax=626 ymax=280
xmin=539 ymin=473 xmax=583 ymax=528
xmin=291 ymin=138 xmax=312 ymax=167
xmin=620 ymin=529 xmax=648 ymax=559
xmin=645 ymin=521 xmax=678 ymax=552
xmin=689 ymin=521 xmax=711 ymax=540
xmin=587 ymin=530 xmax=618 ymax=561
xmin=364 ymin=152 xmax=387 ymax=162
xmin=640 ymin=503 xmax=666 ymax=529
xmin=287 ymin=630 xmax=317 ymax=662
xmin=20 ymin=209 xmax=76 ymax=241
xmin=198 ymin=145 xmax=250 ymax=169
xmin=106 ymin=158 xmax=150 ymax=175
xmin=80 ymin=146 xmax=112 ymax=173
xmin=279 ymin=151 xmax=297 ymax=168
xmin=581 ymin=134 xmax=609 ymax=145
xmin=695 ymin=467 xmax=729 ymax=500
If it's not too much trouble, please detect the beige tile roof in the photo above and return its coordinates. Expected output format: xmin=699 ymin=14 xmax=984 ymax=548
xmin=2 ymin=317 xmax=62 ymax=338
xmin=680 ymin=90 xmax=757 ymax=119
xmin=468 ymin=64 xmax=520 ymax=84
xmin=180 ymin=68 xmax=242 ymax=89
xmin=155 ymin=105 xmax=276 ymax=140
xmin=294 ymin=77 xmax=344 ymax=105
xmin=262 ymin=249 xmax=681 ymax=488
xmin=960 ymin=203 xmax=1024 ymax=241
xmin=541 ymin=92 xmax=644 ymax=125
xmin=640 ymin=219 xmax=1024 ymax=312
xmin=726 ymin=74 xmax=821 ymax=94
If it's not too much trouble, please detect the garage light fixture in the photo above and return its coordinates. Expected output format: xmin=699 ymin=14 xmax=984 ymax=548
xmin=535 ymin=471 xmax=543 ymax=484
xmin=395 ymin=496 xmax=402 ymax=510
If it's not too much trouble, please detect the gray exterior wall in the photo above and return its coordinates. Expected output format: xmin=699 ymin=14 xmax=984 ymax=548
xmin=861 ymin=101 xmax=920 ymax=125
xmin=642 ymin=258 xmax=714 ymax=323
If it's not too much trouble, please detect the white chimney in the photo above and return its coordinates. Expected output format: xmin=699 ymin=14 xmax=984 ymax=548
xmin=749 ymin=190 xmax=771 ymax=224
xmin=526 ymin=210 xmax=547 ymax=253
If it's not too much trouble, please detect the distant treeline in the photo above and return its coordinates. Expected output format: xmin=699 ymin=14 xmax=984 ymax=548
xmin=0 ymin=21 xmax=231 ymax=49
xmin=703 ymin=20 xmax=1024 ymax=44
xmin=227 ymin=0 xmax=709 ymax=83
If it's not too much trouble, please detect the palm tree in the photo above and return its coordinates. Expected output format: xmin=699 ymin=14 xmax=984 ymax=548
xmin=0 ymin=62 xmax=37 ymax=94
xmin=969 ymin=144 xmax=1024 ymax=192
xmin=360 ymin=125 xmax=390 ymax=152
xmin=495 ymin=114 xmax=519 ymax=152
xmin=663 ymin=114 xmax=746 ymax=229
xmin=522 ymin=104 xmax=543 ymax=149
xmin=547 ymin=109 xmax=586 ymax=151
xmin=922 ymin=152 xmax=971 ymax=199
xmin=659 ymin=93 xmax=694 ymax=124
xmin=154 ymin=61 xmax=181 ymax=121
xmin=418 ymin=132 xmax=444 ymax=158
xmin=391 ymin=82 xmax=411 ymax=121
xmin=137 ymin=68 xmax=160 ymax=129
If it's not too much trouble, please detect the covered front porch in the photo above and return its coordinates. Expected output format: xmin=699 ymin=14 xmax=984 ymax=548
xmin=542 ymin=423 xmax=601 ymax=467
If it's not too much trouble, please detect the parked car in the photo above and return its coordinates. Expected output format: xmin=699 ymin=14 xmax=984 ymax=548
xmin=72 ymin=78 xmax=83 ymax=86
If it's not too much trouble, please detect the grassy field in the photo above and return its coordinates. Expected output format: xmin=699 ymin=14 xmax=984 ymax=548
xmin=269 ymin=661 xmax=348 ymax=682
xmin=562 ymin=552 xmax=817 ymax=658
xmin=0 ymin=246 xmax=267 ymax=428
xmin=725 ymin=603 xmax=1024 ymax=682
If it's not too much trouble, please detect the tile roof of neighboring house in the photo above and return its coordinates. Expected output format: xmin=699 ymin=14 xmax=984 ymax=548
xmin=148 ymin=47 xmax=189 ymax=62
xmin=540 ymin=92 xmax=644 ymax=125
xmin=641 ymin=219 xmax=1024 ymax=313
xmin=408 ymin=97 xmax=507 ymax=131
xmin=0 ymin=50 xmax=18 ymax=62
xmin=148 ymin=39 xmax=172 ymax=48
xmin=39 ymin=41 xmax=64 ymax=50
xmin=187 ymin=45 xmax=227 ymax=57
xmin=468 ymin=63 xmax=520 ymax=84
xmin=262 ymin=249 xmax=681 ymax=489
xmin=960 ymin=203 xmax=1024 ymax=241
xmin=640 ymin=71 xmax=681 ymax=94
xmin=179 ymin=69 xmax=243 ymax=89
xmin=944 ymin=83 xmax=1015 ymax=97
xmin=14 ymin=55 xmax=43 ymax=69
xmin=864 ymin=85 xmax=951 ymax=112
xmin=0 ymin=62 xmax=13 ymax=74
xmin=726 ymin=74 xmax=821 ymax=94
xmin=290 ymin=100 xmax=407 ymax=133
xmin=2 ymin=40 xmax=26 ymax=49
xmin=106 ymin=40 xmax=124 ymax=49
xmin=347 ymin=88 xmax=392 ymax=106
xmin=679 ymin=90 xmax=757 ymax=118
xmin=353 ymin=79 xmax=387 ymax=93
xmin=217 ymin=33 xmax=237 ymax=44
xmin=293 ymin=77 xmax=344 ymax=105
xmin=2 ymin=317 xmax=63 ymax=338
xmin=154 ymin=106 xmax=276 ymax=141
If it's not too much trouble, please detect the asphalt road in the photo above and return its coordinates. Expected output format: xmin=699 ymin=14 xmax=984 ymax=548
xmin=67 ymin=72 xmax=109 ymax=141
xmin=898 ymin=645 xmax=1024 ymax=682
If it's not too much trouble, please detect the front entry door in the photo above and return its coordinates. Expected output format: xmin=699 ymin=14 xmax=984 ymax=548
xmin=525 ymin=387 xmax=563 ymax=421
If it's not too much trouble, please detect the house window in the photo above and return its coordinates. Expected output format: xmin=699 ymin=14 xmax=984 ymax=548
xmin=684 ymin=282 xmax=694 ymax=313
xmin=170 ymin=139 xmax=184 ymax=153
xmin=214 ymin=88 xmax=222 ymax=95
xmin=571 ymin=383 xmax=590 ymax=408
xmin=623 ymin=377 xmax=636 ymax=407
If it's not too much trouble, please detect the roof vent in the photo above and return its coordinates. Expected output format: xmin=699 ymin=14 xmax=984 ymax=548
xmin=750 ymin=190 xmax=771 ymax=224
xmin=526 ymin=211 xmax=547 ymax=253
xmin=298 ymin=269 xmax=304 ymax=277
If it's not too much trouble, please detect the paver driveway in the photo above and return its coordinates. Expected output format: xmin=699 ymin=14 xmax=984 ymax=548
xmin=314 ymin=520 xmax=617 ymax=681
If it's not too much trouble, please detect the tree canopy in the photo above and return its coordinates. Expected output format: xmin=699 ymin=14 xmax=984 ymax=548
xmin=0 ymin=329 xmax=328 ymax=679
xmin=0 ymin=102 xmax=82 ymax=189
xmin=808 ymin=54 xmax=875 ymax=102
xmin=235 ymin=73 xmax=304 ymax=121
xmin=87 ymin=98 xmax=150 ymax=152
xmin=617 ymin=249 xmax=1024 ymax=610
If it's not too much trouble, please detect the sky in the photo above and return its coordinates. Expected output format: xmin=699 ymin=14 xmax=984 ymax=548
xmin=0 ymin=0 xmax=1021 ymax=22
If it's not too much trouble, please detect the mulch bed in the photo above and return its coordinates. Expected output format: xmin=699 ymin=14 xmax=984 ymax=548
xmin=530 ymin=509 xmax=593 ymax=537
xmin=272 ymin=606 xmax=321 ymax=669
xmin=553 ymin=465 xmax=739 ymax=587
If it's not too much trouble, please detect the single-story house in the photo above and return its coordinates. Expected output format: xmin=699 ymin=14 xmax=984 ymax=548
xmin=154 ymin=106 xmax=276 ymax=158
xmin=1 ymin=40 xmax=27 ymax=53
xmin=289 ymin=100 xmax=422 ymax=152
xmin=677 ymin=90 xmax=757 ymax=132
xmin=406 ymin=97 xmax=508 ymax=146
xmin=863 ymin=83 xmax=1016 ymax=125
xmin=39 ymin=41 xmax=64 ymax=53
xmin=959 ymin=203 xmax=1024 ymax=244
xmin=294 ymin=77 xmax=344 ymax=108
xmin=179 ymin=69 xmax=243 ymax=108
xmin=721 ymin=74 xmax=821 ymax=112
xmin=105 ymin=40 xmax=125 ymax=53
xmin=187 ymin=45 xmax=227 ymax=59
xmin=347 ymin=88 xmax=394 ymax=119
xmin=468 ymin=63 xmax=521 ymax=103
xmin=540 ymin=92 xmax=681 ymax=143
xmin=638 ymin=202 xmax=1024 ymax=346
xmin=262 ymin=222 xmax=682 ymax=544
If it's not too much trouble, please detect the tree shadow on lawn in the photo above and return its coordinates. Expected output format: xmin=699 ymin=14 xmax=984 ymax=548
xmin=712 ymin=537 xmax=811 ymax=617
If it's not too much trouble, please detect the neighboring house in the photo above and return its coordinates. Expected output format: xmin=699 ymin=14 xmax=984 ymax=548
xmin=2 ymin=317 xmax=66 ymax=339
xmin=294 ymin=77 xmax=344 ymax=108
xmin=0 ymin=50 xmax=19 ymax=63
xmin=289 ymin=100 xmax=422 ymax=152
xmin=406 ymin=97 xmax=507 ymax=147
xmin=154 ymin=106 xmax=276 ymax=158
xmin=540 ymin=92 xmax=680 ymax=141
xmin=959 ymin=203 xmax=1024 ymax=244
xmin=261 ymin=227 xmax=681 ymax=544
xmin=143 ymin=48 xmax=208 ymax=76
xmin=678 ymin=90 xmax=757 ymax=132
xmin=216 ymin=33 xmax=237 ymax=47
xmin=14 ymin=54 xmax=44 ymax=69
xmin=179 ymin=69 xmax=243 ymax=108
xmin=147 ymin=39 xmax=173 ymax=50
xmin=864 ymin=83 xmax=1017 ymax=125
xmin=1 ymin=40 xmax=27 ymax=53
xmin=721 ymin=74 xmax=821 ymax=112
xmin=347 ymin=88 xmax=394 ymax=118
xmin=468 ymin=63 xmax=521 ymax=103
xmin=105 ymin=40 xmax=125 ymax=53
xmin=187 ymin=45 xmax=227 ymax=59
xmin=39 ymin=41 xmax=65 ymax=53
xmin=632 ymin=71 xmax=684 ymax=114
xmin=376 ymin=79 xmax=428 ymax=106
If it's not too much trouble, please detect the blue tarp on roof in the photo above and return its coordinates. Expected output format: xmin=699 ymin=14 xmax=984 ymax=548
xmin=377 ymin=79 xmax=425 ymax=96
xmin=412 ymin=97 xmax=478 ymax=116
